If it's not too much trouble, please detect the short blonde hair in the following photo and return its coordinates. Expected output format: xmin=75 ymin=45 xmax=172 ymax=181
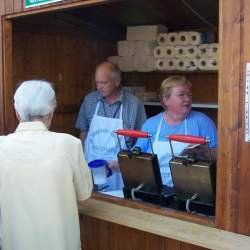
xmin=159 ymin=75 xmax=191 ymax=102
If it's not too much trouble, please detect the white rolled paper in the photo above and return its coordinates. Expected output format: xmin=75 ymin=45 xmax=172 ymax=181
xmin=165 ymin=46 xmax=175 ymax=58
xmin=165 ymin=59 xmax=177 ymax=70
xmin=174 ymin=46 xmax=186 ymax=58
xmin=120 ymin=56 xmax=136 ymax=72
xmin=198 ymin=58 xmax=218 ymax=70
xmin=135 ymin=40 xmax=158 ymax=56
xmin=154 ymin=46 xmax=175 ymax=59
xmin=185 ymin=59 xmax=198 ymax=71
xmin=157 ymin=33 xmax=168 ymax=46
xmin=198 ymin=58 xmax=208 ymax=70
xmin=185 ymin=45 xmax=199 ymax=58
xmin=207 ymin=58 xmax=218 ymax=70
xmin=154 ymin=46 xmax=166 ymax=58
xmin=135 ymin=56 xmax=157 ymax=72
xmin=117 ymin=41 xmax=135 ymax=56
xmin=208 ymin=43 xmax=219 ymax=58
xmin=177 ymin=31 xmax=190 ymax=45
xmin=176 ymin=59 xmax=188 ymax=71
xmin=156 ymin=59 xmax=166 ymax=70
xmin=156 ymin=59 xmax=177 ymax=71
xmin=107 ymin=56 xmax=121 ymax=67
xmin=187 ymin=31 xmax=203 ymax=45
xmin=198 ymin=44 xmax=210 ymax=58
xmin=187 ymin=31 xmax=216 ymax=45
xmin=166 ymin=32 xmax=178 ymax=46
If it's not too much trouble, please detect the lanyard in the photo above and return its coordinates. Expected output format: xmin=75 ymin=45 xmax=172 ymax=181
xmin=102 ymin=101 xmax=122 ymax=118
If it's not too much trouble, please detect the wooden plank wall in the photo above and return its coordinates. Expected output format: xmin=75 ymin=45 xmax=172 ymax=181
xmin=10 ymin=13 xmax=116 ymax=135
xmin=80 ymin=215 xmax=209 ymax=250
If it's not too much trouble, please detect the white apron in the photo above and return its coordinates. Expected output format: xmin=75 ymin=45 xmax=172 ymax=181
xmin=153 ymin=112 xmax=189 ymax=187
xmin=85 ymin=101 xmax=126 ymax=191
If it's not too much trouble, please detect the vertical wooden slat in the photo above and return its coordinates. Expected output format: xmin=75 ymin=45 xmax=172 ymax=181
xmin=216 ymin=0 xmax=242 ymax=232
xmin=3 ymin=18 xmax=16 ymax=133
xmin=0 ymin=1 xmax=5 ymax=133
xmin=5 ymin=0 xmax=14 ymax=14
xmin=238 ymin=0 xmax=250 ymax=235
xmin=13 ymin=0 xmax=23 ymax=13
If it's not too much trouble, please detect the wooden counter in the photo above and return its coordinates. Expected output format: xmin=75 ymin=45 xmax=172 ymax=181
xmin=78 ymin=193 xmax=250 ymax=250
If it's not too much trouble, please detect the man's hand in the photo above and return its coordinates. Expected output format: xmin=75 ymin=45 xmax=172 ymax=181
xmin=108 ymin=160 xmax=120 ymax=172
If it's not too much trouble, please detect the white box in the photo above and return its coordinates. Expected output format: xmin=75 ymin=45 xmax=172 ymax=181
xmin=127 ymin=25 xmax=168 ymax=41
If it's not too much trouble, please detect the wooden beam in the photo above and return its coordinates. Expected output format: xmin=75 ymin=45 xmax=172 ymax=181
xmin=3 ymin=18 xmax=16 ymax=133
xmin=0 ymin=0 xmax=5 ymax=133
xmin=5 ymin=0 xmax=123 ymax=19
xmin=216 ymin=0 xmax=242 ymax=232
xmin=79 ymin=198 xmax=250 ymax=250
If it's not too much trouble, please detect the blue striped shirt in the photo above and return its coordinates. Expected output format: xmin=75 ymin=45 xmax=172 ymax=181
xmin=76 ymin=89 xmax=147 ymax=147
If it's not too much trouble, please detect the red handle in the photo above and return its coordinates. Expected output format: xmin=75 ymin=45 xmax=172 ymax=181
xmin=115 ymin=129 xmax=150 ymax=138
xmin=168 ymin=134 xmax=208 ymax=145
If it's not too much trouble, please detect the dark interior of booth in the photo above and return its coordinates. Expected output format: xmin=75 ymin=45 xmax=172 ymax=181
xmin=11 ymin=0 xmax=219 ymax=220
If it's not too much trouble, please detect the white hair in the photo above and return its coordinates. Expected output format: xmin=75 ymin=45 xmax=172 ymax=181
xmin=14 ymin=80 xmax=56 ymax=122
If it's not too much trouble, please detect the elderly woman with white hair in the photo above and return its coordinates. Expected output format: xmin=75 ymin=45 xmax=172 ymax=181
xmin=136 ymin=75 xmax=217 ymax=187
xmin=0 ymin=80 xmax=93 ymax=250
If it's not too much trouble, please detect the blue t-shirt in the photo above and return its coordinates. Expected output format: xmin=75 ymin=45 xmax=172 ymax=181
xmin=136 ymin=111 xmax=217 ymax=152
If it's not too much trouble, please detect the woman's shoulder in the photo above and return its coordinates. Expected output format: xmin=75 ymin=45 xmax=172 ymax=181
xmin=142 ymin=112 xmax=164 ymax=129
xmin=188 ymin=110 xmax=213 ymax=122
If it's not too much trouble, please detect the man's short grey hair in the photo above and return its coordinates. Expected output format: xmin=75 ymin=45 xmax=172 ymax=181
xmin=96 ymin=61 xmax=121 ymax=82
xmin=14 ymin=80 xmax=56 ymax=122
xmin=109 ymin=63 xmax=121 ymax=82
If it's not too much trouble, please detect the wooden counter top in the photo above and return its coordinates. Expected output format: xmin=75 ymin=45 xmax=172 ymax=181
xmin=78 ymin=193 xmax=250 ymax=250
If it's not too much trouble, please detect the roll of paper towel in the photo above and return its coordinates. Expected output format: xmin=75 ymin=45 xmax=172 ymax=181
xmin=117 ymin=41 xmax=136 ymax=56
xmin=135 ymin=56 xmax=157 ymax=72
xmin=107 ymin=56 xmax=121 ymax=67
xmin=135 ymin=40 xmax=157 ymax=56
xmin=127 ymin=25 xmax=168 ymax=41
xmin=176 ymin=59 xmax=188 ymax=71
xmin=120 ymin=56 xmax=136 ymax=72
xmin=207 ymin=58 xmax=218 ymax=70
xmin=198 ymin=58 xmax=218 ymax=70
xmin=198 ymin=44 xmax=210 ymax=58
xmin=177 ymin=32 xmax=190 ymax=45
xmin=154 ymin=46 xmax=166 ymax=58
xmin=185 ymin=59 xmax=198 ymax=71
xmin=157 ymin=33 xmax=168 ymax=46
xmin=208 ymin=43 xmax=219 ymax=58
xmin=156 ymin=59 xmax=177 ymax=71
xmin=174 ymin=46 xmax=186 ymax=58
xmin=165 ymin=59 xmax=177 ymax=71
xmin=166 ymin=32 xmax=178 ymax=46
xmin=154 ymin=46 xmax=174 ymax=58
xmin=187 ymin=31 xmax=203 ymax=45
xmin=184 ymin=45 xmax=199 ymax=58
xmin=187 ymin=31 xmax=216 ymax=45
xmin=156 ymin=59 xmax=166 ymax=70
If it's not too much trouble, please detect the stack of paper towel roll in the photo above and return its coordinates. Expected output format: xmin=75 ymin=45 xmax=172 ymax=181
xmin=108 ymin=25 xmax=167 ymax=72
xmin=154 ymin=31 xmax=218 ymax=71
xmin=107 ymin=28 xmax=218 ymax=72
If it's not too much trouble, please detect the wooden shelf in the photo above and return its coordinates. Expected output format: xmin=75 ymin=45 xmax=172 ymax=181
xmin=144 ymin=102 xmax=218 ymax=109
xmin=122 ymin=70 xmax=218 ymax=75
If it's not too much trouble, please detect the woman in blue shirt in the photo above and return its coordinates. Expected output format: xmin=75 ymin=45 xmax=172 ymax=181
xmin=136 ymin=75 xmax=217 ymax=187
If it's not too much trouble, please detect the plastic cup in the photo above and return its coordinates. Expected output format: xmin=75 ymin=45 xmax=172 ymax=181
xmin=88 ymin=159 xmax=110 ymax=185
